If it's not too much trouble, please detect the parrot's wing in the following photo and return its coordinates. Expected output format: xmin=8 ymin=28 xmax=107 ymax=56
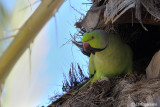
xmin=89 ymin=54 xmax=95 ymax=77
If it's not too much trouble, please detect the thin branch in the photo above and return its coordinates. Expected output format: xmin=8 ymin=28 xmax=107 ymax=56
xmin=21 ymin=0 xmax=40 ymax=11
xmin=27 ymin=0 xmax=33 ymax=10
xmin=0 ymin=35 xmax=16 ymax=41
xmin=69 ymin=0 xmax=85 ymax=17
xmin=82 ymin=3 xmax=92 ymax=4
xmin=29 ymin=43 xmax=33 ymax=77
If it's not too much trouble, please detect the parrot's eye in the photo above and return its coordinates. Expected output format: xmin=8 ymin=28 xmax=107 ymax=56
xmin=91 ymin=36 xmax=95 ymax=40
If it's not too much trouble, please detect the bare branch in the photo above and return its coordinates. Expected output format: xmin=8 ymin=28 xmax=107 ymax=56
xmin=0 ymin=0 xmax=64 ymax=84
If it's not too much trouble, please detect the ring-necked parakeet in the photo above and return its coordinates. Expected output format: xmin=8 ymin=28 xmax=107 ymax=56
xmin=78 ymin=30 xmax=133 ymax=91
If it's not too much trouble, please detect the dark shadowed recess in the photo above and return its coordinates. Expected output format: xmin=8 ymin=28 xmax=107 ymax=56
xmin=115 ymin=24 xmax=160 ymax=74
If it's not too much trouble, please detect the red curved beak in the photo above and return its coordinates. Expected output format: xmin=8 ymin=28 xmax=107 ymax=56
xmin=83 ymin=42 xmax=90 ymax=52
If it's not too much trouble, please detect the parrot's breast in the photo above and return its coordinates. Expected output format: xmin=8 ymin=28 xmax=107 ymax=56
xmin=93 ymin=36 xmax=133 ymax=78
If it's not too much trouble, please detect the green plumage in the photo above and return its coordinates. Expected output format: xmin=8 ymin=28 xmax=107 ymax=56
xmin=82 ymin=30 xmax=133 ymax=86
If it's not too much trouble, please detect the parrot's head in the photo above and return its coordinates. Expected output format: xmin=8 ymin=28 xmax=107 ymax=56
xmin=82 ymin=30 xmax=109 ymax=54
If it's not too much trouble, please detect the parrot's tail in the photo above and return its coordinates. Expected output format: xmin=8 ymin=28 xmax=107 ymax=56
xmin=73 ymin=78 xmax=93 ymax=95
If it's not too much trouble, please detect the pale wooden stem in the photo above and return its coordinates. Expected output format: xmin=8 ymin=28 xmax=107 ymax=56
xmin=0 ymin=0 xmax=64 ymax=84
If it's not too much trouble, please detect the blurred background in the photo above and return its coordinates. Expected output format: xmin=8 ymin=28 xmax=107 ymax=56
xmin=0 ymin=0 xmax=91 ymax=106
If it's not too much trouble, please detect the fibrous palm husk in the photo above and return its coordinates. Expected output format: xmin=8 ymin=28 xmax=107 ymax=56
xmin=49 ymin=74 xmax=160 ymax=107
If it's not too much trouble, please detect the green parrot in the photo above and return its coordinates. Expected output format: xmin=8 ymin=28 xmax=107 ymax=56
xmin=76 ymin=30 xmax=133 ymax=92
